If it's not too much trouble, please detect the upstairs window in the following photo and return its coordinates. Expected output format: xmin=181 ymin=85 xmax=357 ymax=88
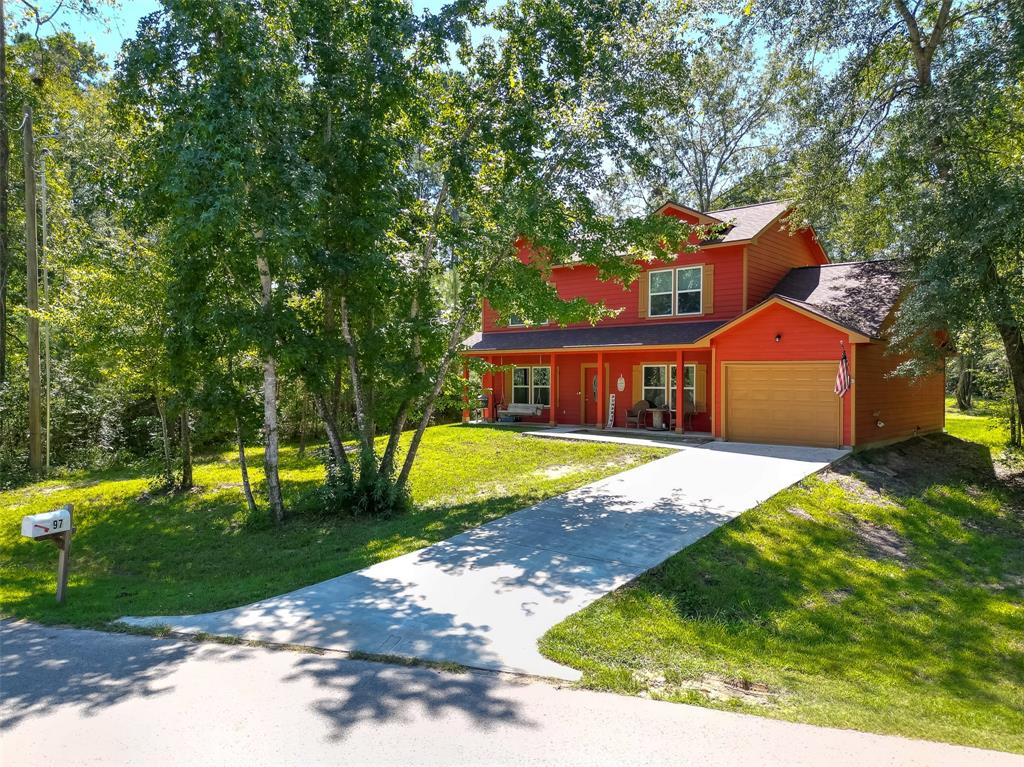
xmin=647 ymin=266 xmax=704 ymax=317
xmin=676 ymin=266 xmax=703 ymax=315
xmin=648 ymin=270 xmax=674 ymax=317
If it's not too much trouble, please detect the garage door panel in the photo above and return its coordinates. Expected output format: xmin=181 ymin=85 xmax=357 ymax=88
xmin=725 ymin=363 xmax=840 ymax=448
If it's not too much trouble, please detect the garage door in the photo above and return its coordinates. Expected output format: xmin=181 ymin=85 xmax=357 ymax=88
xmin=724 ymin=363 xmax=841 ymax=448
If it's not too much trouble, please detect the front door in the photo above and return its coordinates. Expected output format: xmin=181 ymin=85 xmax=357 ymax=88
xmin=584 ymin=367 xmax=599 ymax=425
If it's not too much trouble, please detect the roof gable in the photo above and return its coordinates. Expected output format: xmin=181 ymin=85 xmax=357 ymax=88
xmin=770 ymin=260 xmax=903 ymax=338
xmin=703 ymin=201 xmax=790 ymax=244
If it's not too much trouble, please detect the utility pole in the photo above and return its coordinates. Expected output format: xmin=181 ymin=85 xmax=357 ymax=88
xmin=41 ymin=149 xmax=50 ymax=474
xmin=23 ymin=107 xmax=42 ymax=476
xmin=0 ymin=0 xmax=9 ymax=386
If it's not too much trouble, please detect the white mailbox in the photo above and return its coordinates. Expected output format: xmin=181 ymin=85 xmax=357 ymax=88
xmin=21 ymin=507 xmax=72 ymax=539
xmin=20 ymin=504 xmax=74 ymax=603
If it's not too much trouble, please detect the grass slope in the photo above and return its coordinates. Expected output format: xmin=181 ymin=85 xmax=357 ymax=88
xmin=540 ymin=412 xmax=1024 ymax=754
xmin=1 ymin=424 xmax=668 ymax=628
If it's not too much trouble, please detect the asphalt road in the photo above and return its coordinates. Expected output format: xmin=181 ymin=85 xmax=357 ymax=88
xmin=2 ymin=620 xmax=1020 ymax=767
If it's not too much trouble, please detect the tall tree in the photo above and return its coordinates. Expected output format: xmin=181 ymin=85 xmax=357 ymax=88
xmin=117 ymin=0 xmax=306 ymax=522
xmin=0 ymin=0 xmax=9 ymax=386
xmin=646 ymin=32 xmax=790 ymax=211
xmin=294 ymin=0 xmax=700 ymax=514
xmin=750 ymin=0 xmax=1024 ymax=433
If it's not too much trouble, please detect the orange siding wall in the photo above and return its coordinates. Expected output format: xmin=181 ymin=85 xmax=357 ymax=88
xmin=711 ymin=303 xmax=853 ymax=445
xmin=745 ymin=227 xmax=824 ymax=309
xmin=854 ymin=342 xmax=945 ymax=447
xmin=482 ymin=245 xmax=745 ymax=333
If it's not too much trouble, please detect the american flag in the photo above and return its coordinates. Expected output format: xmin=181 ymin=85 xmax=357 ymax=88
xmin=835 ymin=347 xmax=852 ymax=397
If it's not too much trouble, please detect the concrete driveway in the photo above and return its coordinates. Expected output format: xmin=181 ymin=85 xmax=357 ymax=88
xmin=123 ymin=440 xmax=847 ymax=679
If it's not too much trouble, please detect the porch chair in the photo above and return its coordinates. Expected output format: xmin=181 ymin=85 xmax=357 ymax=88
xmin=625 ymin=400 xmax=648 ymax=429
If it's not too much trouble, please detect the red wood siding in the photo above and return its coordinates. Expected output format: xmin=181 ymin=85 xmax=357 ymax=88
xmin=711 ymin=303 xmax=853 ymax=445
xmin=854 ymin=342 xmax=945 ymax=447
xmin=482 ymin=245 xmax=745 ymax=333
xmin=745 ymin=226 xmax=826 ymax=309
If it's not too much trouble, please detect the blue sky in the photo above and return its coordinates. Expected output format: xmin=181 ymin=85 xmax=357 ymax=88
xmin=66 ymin=1 xmax=160 ymax=64
xmin=65 ymin=0 xmax=452 ymax=66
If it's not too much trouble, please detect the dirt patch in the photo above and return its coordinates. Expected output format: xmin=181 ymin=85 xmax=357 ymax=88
xmin=535 ymin=465 xmax=577 ymax=480
xmin=672 ymin=674 xmax=778 ymax=706
xmin=823 ymin=587 xmax=853 ymax=604
xmin=37 ymin=484 xmax=71 ymax=494
xmin=975 ymin=574 xmax=1024 ymax=592
xmin=848 ymin=516 xmax=910 ymax=563
xmin=786 ymin=506 xmax=815 ymax=521
xmin=819 ymin=467 xmax=900 ymax=508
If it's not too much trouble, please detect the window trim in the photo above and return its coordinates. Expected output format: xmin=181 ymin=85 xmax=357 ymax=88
xmin=647 ymin=269 xmax=675 ymax=318
xmin=675 ymin=265 xmax=703 ymax=316
xmin=512 ymin=365 xmax=551 ymax=407
xmin=680 ymin=363 xmax=696 ymax=411
xmin=645 ymin=265 xmax=705 ymax=318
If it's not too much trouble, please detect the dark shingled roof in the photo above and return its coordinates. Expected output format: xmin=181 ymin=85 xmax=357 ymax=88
xmin=770 ymin=259 xmax=903 ymax=338
xmin=463 ymin=320 xmax=726 ymax=352
xmin=703 ymin=201 xmax=789 ymax=243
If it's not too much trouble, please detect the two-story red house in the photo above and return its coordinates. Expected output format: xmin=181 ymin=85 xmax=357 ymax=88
xmin=461 ymin=200 xmax=945 ymax=449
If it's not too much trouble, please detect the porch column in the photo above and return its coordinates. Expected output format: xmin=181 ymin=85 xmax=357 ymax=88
xmin=676 ymin=348 xmax=684 ymax=434
xmin=483 ymin=356 xmax=494 ymax=422
xmin=461 ymin=361 xmax=470 ymax=423
xmin=597 ymin=351 xmax=605 ymax=428
xmin=549 ymin=353 xmax=557 ymax=425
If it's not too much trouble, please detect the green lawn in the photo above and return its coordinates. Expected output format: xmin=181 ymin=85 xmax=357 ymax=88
xmin=0 ymin=424 xmax=668 ymax=628
xmin=540 ymin=413 xmax=1024 ymax=754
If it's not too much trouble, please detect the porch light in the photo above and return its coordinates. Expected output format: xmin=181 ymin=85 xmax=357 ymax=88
xmin=774 ymin=333 xmax=782 ymax=343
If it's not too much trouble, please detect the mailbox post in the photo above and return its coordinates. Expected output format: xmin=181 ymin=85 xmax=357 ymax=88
xmin=21 ymin=504 xmax=74 ymax=602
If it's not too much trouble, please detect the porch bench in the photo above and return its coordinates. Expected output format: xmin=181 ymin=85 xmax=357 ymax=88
xmin=497 ymin=402 xmax=545 ymax=421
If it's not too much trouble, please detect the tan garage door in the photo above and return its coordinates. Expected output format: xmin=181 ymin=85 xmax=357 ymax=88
xmin=724 ymin=363 xmax=841 ymax=448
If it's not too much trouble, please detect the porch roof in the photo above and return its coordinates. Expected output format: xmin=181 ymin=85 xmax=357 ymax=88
xmin=463 ymin=320 xmax=725 ymax=353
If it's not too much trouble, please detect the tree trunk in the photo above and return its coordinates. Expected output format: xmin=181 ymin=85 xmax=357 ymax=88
xmin=395 ymin=312 xmax=471 ymax=491
xmin=297 ymin=393 xmax=307 ymax=457
xmin=156 ymin=393 xmax=173 ymax=486
xmin=179 ymin=409 xmax=193 ymax=490
xmin=312 ymin=389 xmax=349 ymax=471
xmin=257 ymin=254 xmax=284 ymax=524
xmin=0 ymin=0 xmax=8 ymax=386
xmin=955 ymin=354 xmax=973 ymax=411
xmin=1009 ymin=395 xmax=1019 ymax=448
xmin=994 ymin=320 xmax=1024 ymax=444
xmin=339 ymin=297 xmax=374 ymax=455
xmin=23 ymin=107 xmax=42 ymax=476
xmin=236 ymin=416 xmax=258 ymax=516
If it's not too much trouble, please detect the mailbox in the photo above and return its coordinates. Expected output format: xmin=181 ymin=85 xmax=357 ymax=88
xmin=21 ymin=507 xmax=72 ymax=539
xmin=20 ymin=504 xmax=73 ymax=602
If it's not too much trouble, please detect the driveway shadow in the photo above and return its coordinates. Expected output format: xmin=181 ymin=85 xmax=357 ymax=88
xmin=121 ymin=572 xmax=506 ymax=672
xmin=0 ymin=621 xmax=536 ymax=742
xmin=0 ymin=620 xmax=194 ymax=729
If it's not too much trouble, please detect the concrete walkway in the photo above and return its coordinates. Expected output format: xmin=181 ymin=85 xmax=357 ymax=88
xmin=123 ymin=440 xmax=847 ymax=679
xmin=4 ymin=622 xmax=1019 ymax=767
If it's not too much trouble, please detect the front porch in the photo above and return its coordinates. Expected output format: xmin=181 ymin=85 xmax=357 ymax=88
xmin=461 ymin=348 xmax=715 ymax=436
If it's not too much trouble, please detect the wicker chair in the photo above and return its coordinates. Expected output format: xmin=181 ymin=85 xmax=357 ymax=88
xmin=625 ymin=399 xmax=649 ymax=429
